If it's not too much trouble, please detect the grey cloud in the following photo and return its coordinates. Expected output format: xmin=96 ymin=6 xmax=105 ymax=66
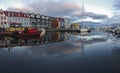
xmin=21 ymin=0 xmax=81 ymax=16
xmin=114 ymin=0 xmax=120 ymax=10
xmin=6 ymin=0 xmax=108 ymax=23
xmin=84 ymin=12 xmax=108 ymax=19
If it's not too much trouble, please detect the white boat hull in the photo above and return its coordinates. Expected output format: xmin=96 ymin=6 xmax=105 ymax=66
xmin=80 ymin=28 xmax=89 ymax=32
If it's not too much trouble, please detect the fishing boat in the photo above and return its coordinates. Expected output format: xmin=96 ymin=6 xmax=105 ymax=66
xmin=17 ymin=28 xmax=45 ymax=38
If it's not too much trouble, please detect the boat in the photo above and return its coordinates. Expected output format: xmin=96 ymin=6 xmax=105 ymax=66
xmin=17 ymin=28 xmax=45 ymax=38
xmin=80 ymin=27 xmax=90 ymax=32
xmin=80 ymin=0 xmax=91 ymax=33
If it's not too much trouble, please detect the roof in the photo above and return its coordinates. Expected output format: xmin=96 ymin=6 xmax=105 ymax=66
xmin=10 ymin=22 xmax=22 ymax=25
xmin=4 ymin=11 xmax=29 ymax=18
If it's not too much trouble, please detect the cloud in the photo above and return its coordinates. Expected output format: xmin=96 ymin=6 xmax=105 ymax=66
xmin=6 ymin=0 xmax=109 ymax=23
xmin=7 ymin=6 xmax=32 ymax=13
xmin=114 ymin=0 xmax=120 ymax=10
xmin=21 ymin=0 xmax=81 ymax=16
xmin=72 ymin=12 xmax=108 ymax=23
xmin=84 ymin=12 xmax=108 ymax=19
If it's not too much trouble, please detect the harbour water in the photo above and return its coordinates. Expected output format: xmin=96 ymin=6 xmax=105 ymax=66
xmin=0 ymin=30 xmax=120 ymax=73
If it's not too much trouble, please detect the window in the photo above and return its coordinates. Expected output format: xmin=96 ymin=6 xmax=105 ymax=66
xmin=12 ymin=13 xmax=14 ymax=16
xmin=4 ymin=17 xmax=6 ymax=20
xmin=8 ymin=12 xmax=10 ymax=16
xmin=24 ymin=14 xmax=26 ymax=17
xmin=15 ymin=18 xmax=17 ymax=20
xmin=18 ymin=13 xmax=20 ymax=16
xmin=4 ymin=22 xmax=6 ymax=24
xmin=1 ymin=17 xmax=3 ymax=20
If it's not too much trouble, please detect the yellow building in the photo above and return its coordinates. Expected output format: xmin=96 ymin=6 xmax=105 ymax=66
xmin=71 ymin=23 xmax=80 ymax=29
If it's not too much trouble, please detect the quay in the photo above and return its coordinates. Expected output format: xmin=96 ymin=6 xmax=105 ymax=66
xmin=46 ymin=29 xmax=80 ymax=32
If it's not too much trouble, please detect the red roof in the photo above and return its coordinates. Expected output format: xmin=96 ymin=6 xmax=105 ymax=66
xmin=57 ymin=18 xmax=64 ymax=21
xmin=4 ymin=11 xmax=29 ymax=18
xmin=10 ymin=22 xmax=22 ymax=25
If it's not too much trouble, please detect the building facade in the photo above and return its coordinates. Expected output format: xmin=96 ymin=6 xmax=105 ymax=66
xmin=29 ymin=13 xmax=55 ymax=29
xmin=4 ymin=11 xmax=30 ymax=27
xmin=58 ymin=18 xmax=70 ymax=29
xmin=0 ymin=9 xmax=70 ymax=29
xmin=0 ymin=9 xmax=8 ymax=28
xmin=0 ymin=9 xmax=30 ymax=28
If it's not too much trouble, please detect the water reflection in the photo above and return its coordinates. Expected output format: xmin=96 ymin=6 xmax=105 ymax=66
xmin=1 ymin=31 xmax=120 ymax=73
xmin=0 ymin=32 xmax=70 ymax=48
xmin=0 ymin=31 xmax=114 ymax=54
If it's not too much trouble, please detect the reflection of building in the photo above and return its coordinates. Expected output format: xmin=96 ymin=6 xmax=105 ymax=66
xmin=60 ymin=32 xmax=69 ymax=41
xmin=51 ymin=32 xmax=60 ymax=42
xmin=42 ymin=32 xmax=69 ymax=43
xmin=0 ymin=32 xmax=70 ymax=48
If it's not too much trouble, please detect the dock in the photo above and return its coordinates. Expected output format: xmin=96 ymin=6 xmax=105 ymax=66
xmin=46 ymin=29 xmax=80 ymax=32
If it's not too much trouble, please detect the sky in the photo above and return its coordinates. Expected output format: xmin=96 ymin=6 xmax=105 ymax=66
xmin=0 ymin=0 xmax=120 ymax=25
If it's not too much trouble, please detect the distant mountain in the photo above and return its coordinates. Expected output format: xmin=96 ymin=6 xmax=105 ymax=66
xmin=71 ymin=21 xmax=111 ymax=28
xmin=79 ymin=21 xmax=105 ymax=28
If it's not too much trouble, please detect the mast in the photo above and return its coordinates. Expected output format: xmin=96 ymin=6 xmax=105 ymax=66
xmin=81 ymin=0 xmax=84 ymax=27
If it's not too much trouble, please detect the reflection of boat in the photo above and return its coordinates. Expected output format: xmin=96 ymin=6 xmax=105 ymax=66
xmin=0 ymin=31 xmax=13 ymax=36
xmin=0 ymin=32 xmax=70 ymax=48
xmin=80 ymin=31 xmax=89 ymax=36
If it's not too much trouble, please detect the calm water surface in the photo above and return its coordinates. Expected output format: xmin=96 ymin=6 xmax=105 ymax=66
xmin=0 ymin=30 xmax=120 ymax=73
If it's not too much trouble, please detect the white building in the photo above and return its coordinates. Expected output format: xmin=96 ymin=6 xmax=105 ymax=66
xmin=0 ymin=9 xmax=30 ymax=28
xmin=0 ymin=9 xmax=8 ymax=28
xmin=59 ymin=17 xmax=70 ymax=29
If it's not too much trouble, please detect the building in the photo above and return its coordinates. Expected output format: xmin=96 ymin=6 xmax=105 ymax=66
xmin=51 ymin=18 xmax=60 ymax=29
xmin=0 ymin=9 xmax=30 ymax=28
xmin=58 ymin=17 xmax=70 ymax=29
xmin=71 ymin=23 xmax=80 ymax=29
xmin=63 ymin=18 xmax=70 ymax=29
xmin=0 ymin=9 xmax=70 ymax=29
xmin=4 ymin=11 xmax=30 ymax=27
xmin=29 ymin=13 xmax=55 ymax=29
xmin=0 ymin=9 xmax=8 ymax=28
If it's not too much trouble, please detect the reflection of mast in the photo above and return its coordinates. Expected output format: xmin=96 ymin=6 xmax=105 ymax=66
xmin=80 ymin=0 xmax=85 ymax=58
xmin=108 ymin=32 xmax=110 ymax=39
xmin=81 ymin=35 xmax=84 ymax=58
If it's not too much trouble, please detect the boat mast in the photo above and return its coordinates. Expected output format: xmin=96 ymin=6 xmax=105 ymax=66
xmin=81 ymin=0 xmax=84 ymax=27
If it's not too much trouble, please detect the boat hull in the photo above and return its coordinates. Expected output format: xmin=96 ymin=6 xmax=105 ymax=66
xmin=18 ymin=31 xmax=41 ymax=38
